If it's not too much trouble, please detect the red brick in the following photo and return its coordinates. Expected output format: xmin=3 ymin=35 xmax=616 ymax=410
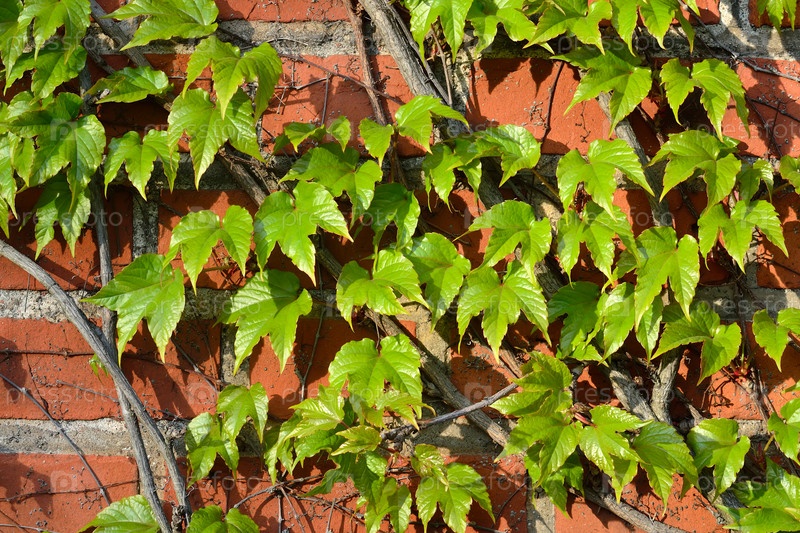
xmin=736 ymin=61 xmax=800 ymax=157
xmin=0 ymin=320 xmax=220 ymax=420
xmin=466 ymin=59 xmax=610 ymax=155
xmin=122 ymin=320 xmax=222 ymax=419
xmin=676 ymin=326 xmax=800 ymax=421
xmin=217 ymin=0 xmax=347 ymax=21
xmin=455 ymin=454 xmax=528 ymax=533
xmin=558 ymin=472 xmax=724 ymax=533
xmin=757 ymin=190 xmax=799 ymax=288
xmin=249 ymin=317 xmax=378 ymax=419
xmin=0 ymin=453 xmax=138 ymax=533
xmin=691 ymin=0 xmax=721 ymax=24
xmin=158 ymin=189 xmax=258 ymax=290
xmin=0 ymin=188 xmax=133 ymax=291
xmin=263 ymin=55 xmax=416 ymax=154
xmin=449 ymin=343 xmax=515 ymax=417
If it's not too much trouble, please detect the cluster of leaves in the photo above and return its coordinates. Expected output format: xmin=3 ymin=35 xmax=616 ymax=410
xmin=2 ymin=0 xmax=800 ymax=531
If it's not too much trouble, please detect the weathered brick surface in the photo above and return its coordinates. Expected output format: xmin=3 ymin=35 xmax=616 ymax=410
xmin=0 ymin=188 xmax=133 ymax=291
xmin=0 ymin=453 xmax=138 ymax=533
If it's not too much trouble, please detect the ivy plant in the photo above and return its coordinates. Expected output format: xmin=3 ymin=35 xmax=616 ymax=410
xmin=1 ymin=0 xmax=799 ymax=532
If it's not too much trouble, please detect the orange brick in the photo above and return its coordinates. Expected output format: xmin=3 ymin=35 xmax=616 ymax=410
xmin=0 ymin=187 xmax=133 ymax=291
xmin=0 ymin=453 xmax=138 ymax=533
xmin=466 ymin=59 xmax=609 ymax=155
xmin=263 ymin=55 xmax=416 ymax=154
xmin=217 ymin=0 xmax=347 ymax=21
xmin=757 ymin=190 xmax=800 ymax=288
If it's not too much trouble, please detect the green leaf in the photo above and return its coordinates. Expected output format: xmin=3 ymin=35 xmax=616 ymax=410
xmin=187 ymin=506 xmax=259 ymax=533
xmin=727 ymin=460 xmax=800 ymax=533
xmin=599 ymin=282 xmax=637 ymax=355
xmin=416 ymin=461 xmax=494 ymax=533
xmin=660 ymin=59 xmax=694 ymax=122
xmin=168 ymin=206 xmax=253 ymax=289
xmin=90 ymin=66 xmax=172 ymax=104
xmin=254 ymin=181 xmax=350 ymax=280
xmin=691 ymin=59 xmax=749 ymax=137
xmin=406 ymin=0 xmax=472 ymax=52
xmin=548 ymin=282 xmax=601 ymax=357
xmin=275 ymin=122 xmax=326 ymax=152
xmin=656 ymin=302 xmax=741 ymax=380
xmin=457 ymin=261 xmax=549 ymax=356
xmin=561 ymin=44 xmax=652 ymax=132
xmin=757 ymin=0 xmax=797 ymax=28
xmin=287 ymin=144 xmax=382 ymax=220
xmin=753 ymin=308 xmax=800 ymax=370
xmin=333 ymin=426 xmax=382 ymax=456
xmin=579 ymin=405 xmax=644 ymax=496
xmin=394 ymin=95 xmax=467 ymax=151
xmin=185 ymin=412 xmax=239 ymax=484
xmin=753 ymin=309 xmax=791 ymax=370
xmin=687 ymin=418 xmax=750 ymax=496
xmin=6 ymin=43 xmax=87 ymax=100
xmin=17 ymin=0 xmax=89 ymax=60
xmin=326 ymin=115 xmax=352 ymax=151
xmin=504 ymin=413 xmax=581 ymax=483
xmin=329 ymin=335 xmax=422 ymax=404
xmin=556 ymin=202 xmax=635 ymax=280
xmin=467 ymin=0 xmax=536 ymax=53
xmin=105 ymin=130 xmax=180 ymax=196
xmin=474 ymin=125 xmax=541 ymax=184
xmin=79 ymin=495 xmax=158 ymax=533
xmin=336 ymin=250 xmax=426 ymax=326
xmin=633 ymin=421 xmax=698 ymax=507
xmin=184 ymin=36 xmax=281 ymax=119
xmin=633 ymin=226 xmax=700 ymax=326
xmin=780 ymin=154 xmax=800 ymax=190
xmin=557 ymin=139 xmax=650 ymax=214
xmin=30 ymin=114 xmax=105 ymax=203
xmin=530 ymin=0 xmax=612 ymax=50
xmin=494 ymin=352 xmax=573 ymax=418
xmin=364 ymin=183 xmax=420 ymax=250
xmin=32 ymin=175 xmax=91 ymax=256
xmin=0 ymin=0 xmax=24 ymax=76
xmin=698 ymin=200 xmax=786 ymax=269
xmin=219 ymin=270 xmax=312 ymax=372
xmin=289 ymin=385 xmax=346 ymax=438
xmin=536 ymin=452 xmax=584 ymax=513
xmin=738 ymin=159 xmax=774 ymax=201
xmin=469 ymin=200 xmax=552 ymax=278
xmin=362 ymin=477 xmax=411 ymax=533
xmin=359 ymin=118 xmax=393 ymax=165
xmin=423 ymin=143 xmax=461 ymax=204
xmin=168 ymin=88 xmax=262 ymax=186
xmin=768 ymin=398 xmax=800 ymax=462
xmin=653 ymin=129 xmax=741 ymax=207
xmin=216 ymin=384 xmax=269 ymax=443
xmin=406 ymin=233 xmax=470 ymax=326
xmin=639 ymin=0 xmax=689 ymax=48
xmin=109 ymin=0 xmax=219 ymax=49
xmin=84 ymin=254 xmax=185 ymax=359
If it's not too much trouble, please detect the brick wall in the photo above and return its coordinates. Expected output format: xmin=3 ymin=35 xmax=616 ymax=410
xmin=1 ymin=1 xmax=799 ymax=532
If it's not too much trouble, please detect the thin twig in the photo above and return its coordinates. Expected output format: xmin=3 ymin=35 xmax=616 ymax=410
xmin=579 ymin=486 xmax=691 ymax=533
xmin=542 ymin=61 xmax=565 ymax=141
xmin=0 ymin=241 xmax=192 ymax=524
xmin=89 ymin=180 xmax=174 ymax=533
xmin=382 ymin=381 xmax=518 ymax=443
xmin=343 ymin=0 xmax=389 ymax=125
